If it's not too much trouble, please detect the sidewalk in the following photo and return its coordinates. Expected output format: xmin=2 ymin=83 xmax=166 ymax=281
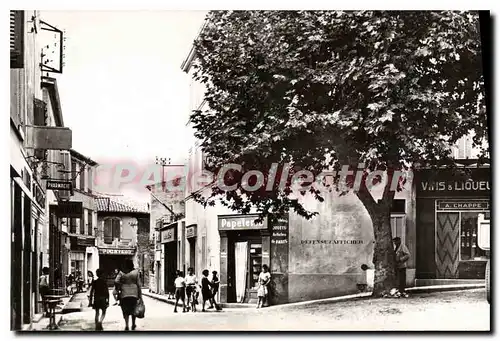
xmin=143 ymin=283 xmax=485 ymax=311
xmin=142 ymin=289 xmax=254 ymax=309
xmin=29 ymin=291 xmax=88 ymax=331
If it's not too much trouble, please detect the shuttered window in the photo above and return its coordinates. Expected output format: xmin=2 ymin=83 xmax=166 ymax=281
xmin=87 ymin=210 xmax=93 ymax=236
xmin=33 ymin=98 xmax=47 ymax=126
xmin=104 ymin=218 xmax=121 ymax=244
xmin=79 ymin=163 xmax=85 ymax=191
xmin=10 ymin=10 xmax=24 ymax=68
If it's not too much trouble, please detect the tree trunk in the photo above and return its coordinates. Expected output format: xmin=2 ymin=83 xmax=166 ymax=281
xmin=355 ymin=169 xmax=399 ymax=297
xmin=369 ymin=204 xmax=397 ymax=297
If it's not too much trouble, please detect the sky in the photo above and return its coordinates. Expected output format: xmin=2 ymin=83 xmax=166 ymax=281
xmin=39 ymin=10 xmax=208 ymax=203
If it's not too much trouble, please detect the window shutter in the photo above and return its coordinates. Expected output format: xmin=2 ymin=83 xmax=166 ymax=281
xmin=104 ymin=219 xmax=113 ymax=244
xmin=112 ymin=219 xmax=121 ymax=240
xmin=71 ymin=161 xmax=77 ymax=188
xmin=79 ymin=163 xmax=85 ymax=190
xmin=10 ymin=10 xmax=24 ymax=68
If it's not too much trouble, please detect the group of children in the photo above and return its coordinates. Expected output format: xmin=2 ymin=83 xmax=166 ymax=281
xmin=173 ymin=267 xmax=222 ymax=313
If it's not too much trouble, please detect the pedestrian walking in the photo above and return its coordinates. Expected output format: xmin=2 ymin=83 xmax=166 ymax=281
xmin=201 ymin=269 xmax=220 ymax=312
xmin=39 ymin=267 xmax=50 ymax=316
xmin=173 ymin=271 xmax=187 ymax=313
xmin=257 ymin=265 xmax=271 ymax=309
xmin=209 ymin=271 xmax=220 ymax=310
xmin=185 ymin=267 xmax=198 ymax=312
xmin=393 ymin=237 xmax=410 ymax=297
xmin=115 ymin=259 xmax=142 ymax=331
xmin=112 ymin=268 xmax=121 ymax=306
xmin=89 ymin=269 xmax=109 ymax=331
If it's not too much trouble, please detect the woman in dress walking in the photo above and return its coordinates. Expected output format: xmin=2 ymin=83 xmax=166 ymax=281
xmin=115 ymin=259 xmax=142 ymax=331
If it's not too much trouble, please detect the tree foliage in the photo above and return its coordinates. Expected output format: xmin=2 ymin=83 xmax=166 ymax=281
xmin=189 ymin=10 xmax=488 ymax=295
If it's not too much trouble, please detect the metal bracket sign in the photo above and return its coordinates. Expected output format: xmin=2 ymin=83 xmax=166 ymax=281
xmin=51 ymin=201 xmax=83 ymax=218
xmin=46 ymin=180 xmax=72 ymax=191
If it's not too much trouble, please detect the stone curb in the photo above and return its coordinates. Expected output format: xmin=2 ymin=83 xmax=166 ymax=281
xmin=143 ymin=284 xmax=484 ymax=311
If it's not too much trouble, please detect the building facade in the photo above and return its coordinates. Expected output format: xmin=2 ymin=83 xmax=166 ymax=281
xmin=10 ymin=10 xmax=72 ymax=330
xmin=148 ymin=179 xmax=186 ymax=294
xmin=175 ymin=21 xmax=489 ymax=305
xmin=96 ymin=197 xmax=150 ymax=286
xmin=64 ymin=150 xmax=99 ymax=285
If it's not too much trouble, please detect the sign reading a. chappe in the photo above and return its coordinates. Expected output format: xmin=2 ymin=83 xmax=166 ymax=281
xmin=46 ymin=180 xmax=72 ymax=191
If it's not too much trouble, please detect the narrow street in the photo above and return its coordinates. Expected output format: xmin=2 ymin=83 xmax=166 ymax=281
xmin=58 ymin=289 xmax=490 ymax=331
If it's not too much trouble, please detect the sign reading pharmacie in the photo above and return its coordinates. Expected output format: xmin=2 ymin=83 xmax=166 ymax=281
xmin=99 ymin=248 xmax=135 ymax=255
xmin=416 ymin=168 xmax=491 ymax=198
xmin=46 ymin=180 xmax=72 ymax=191
xmin=218 ymin=214 xmax=268 ymax=231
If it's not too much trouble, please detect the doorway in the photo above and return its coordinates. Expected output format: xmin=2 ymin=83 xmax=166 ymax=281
xmin=188 ymin=238 xmax=196 ymax=270
xmin=227 ymin=232 xmax=263 ymax=303
xmin=163 ymin=242 xmax=177 ymax=295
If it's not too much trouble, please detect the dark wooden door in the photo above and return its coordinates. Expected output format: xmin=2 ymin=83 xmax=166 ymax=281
xmin=436 ymin=212 xmax=460 ymax=278
xmin=164 ymin=242 xmax=177 ymax=295
xmin=227 ymin=237 xmax=236 ymax=302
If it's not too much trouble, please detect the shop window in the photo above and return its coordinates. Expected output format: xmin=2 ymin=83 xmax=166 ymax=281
xmin=103 ymin=218 xmax=121 ymax=243
xmin=460 ymin=212 xmax=487 ymax=261
xmin=249 ymin=243 xmax=262 ymax=289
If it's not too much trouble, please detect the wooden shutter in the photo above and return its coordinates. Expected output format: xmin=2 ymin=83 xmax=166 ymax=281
xmin=104 ymin=219 xmax=113 ymax=244
xmin=112 ymin=219 xmax=121 ymax=240
xmin=33 ymin=98 xmax=47 ymax=126
xmin=10 ymin=10 xmax=24 ymax=68
xmin=79 ymin=163 xmax=85 ymax=191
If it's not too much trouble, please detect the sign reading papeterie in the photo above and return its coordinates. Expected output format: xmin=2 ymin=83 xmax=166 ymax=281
xmin=218 ymin=214 xmax=268 ymax=231
xmin=99 ymin=248 xmax=135 ymax=255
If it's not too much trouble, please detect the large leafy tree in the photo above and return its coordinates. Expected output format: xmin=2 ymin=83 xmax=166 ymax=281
xmin=190 ymin=11 xmax=487 ymax=296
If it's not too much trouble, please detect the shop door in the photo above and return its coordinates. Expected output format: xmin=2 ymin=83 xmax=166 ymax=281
xmin=436 ymin=212 xmax=460 ymax=279
xmin=246 ymin=241 xmax=263 ymax=304
xmin=164 ymin=242 xmax=177 ymax=295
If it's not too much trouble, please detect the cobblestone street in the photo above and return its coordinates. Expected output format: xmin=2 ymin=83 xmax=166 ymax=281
xmin=57 ymin=289 xmax=489 ymax=331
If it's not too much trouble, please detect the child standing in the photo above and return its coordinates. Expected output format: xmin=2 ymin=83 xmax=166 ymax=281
xmin=173 ymin=271 xmax=187 ymax=313
xmin=89 ymin=269 xmax=109 ymax=331
xmin=256 ymin=265 xmax=271 ymax=309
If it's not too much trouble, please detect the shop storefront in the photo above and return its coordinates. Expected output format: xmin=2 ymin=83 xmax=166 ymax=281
xmin=218 ymin=214 xmax=273 ymax=304
xmin=98 ymin=248 xmax=135 ymax=286
xmin=161 ymin=223 xmax=177 ymax=295
xmin=415 ymin=167 xmax=491 ymax=281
